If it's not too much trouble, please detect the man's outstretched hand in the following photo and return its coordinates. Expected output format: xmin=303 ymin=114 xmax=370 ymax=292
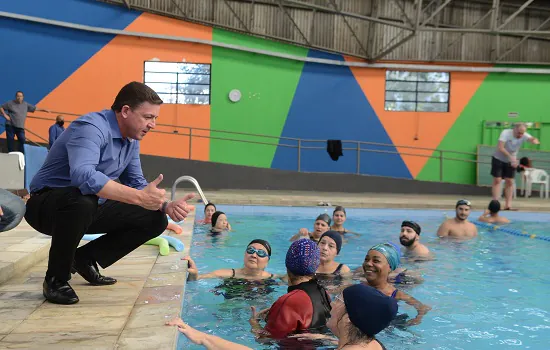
xmin=139 ymin=174 xmax=166 ymax=210
xmin=166 ymin=193 xmax=196 ymax=222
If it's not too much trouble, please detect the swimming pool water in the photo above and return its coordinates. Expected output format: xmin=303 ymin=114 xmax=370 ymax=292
xmin=180 ymin=206 xmax=550 ymax=349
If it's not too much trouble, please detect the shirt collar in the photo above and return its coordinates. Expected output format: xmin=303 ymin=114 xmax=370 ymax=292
xmin=107 ymin=109 xmax=124 ymax=140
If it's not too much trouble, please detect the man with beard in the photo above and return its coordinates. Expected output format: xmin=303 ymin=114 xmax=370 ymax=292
xmin=399 ymin=221 xmax=431 ymax=258
xmin=436 ymin=199 xmax=478 ymax=239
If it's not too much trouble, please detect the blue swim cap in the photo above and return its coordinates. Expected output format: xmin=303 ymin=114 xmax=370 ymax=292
xmin=369 ymin=243 xmax=401 ymax=271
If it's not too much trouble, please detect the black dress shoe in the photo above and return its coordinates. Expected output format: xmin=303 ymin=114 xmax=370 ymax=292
xmin=72 ymin=259 xmax=117 ymax=285
xmin=43 ymin=276 xmax=79 ymax=305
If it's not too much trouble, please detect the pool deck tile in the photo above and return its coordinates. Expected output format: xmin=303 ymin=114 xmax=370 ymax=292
xmin=0 ymin=189 xmax=549 ymax=349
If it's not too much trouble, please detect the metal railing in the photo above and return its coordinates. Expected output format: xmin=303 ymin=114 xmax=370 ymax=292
xmin=20 ymin=111 xmax=550 ymax=183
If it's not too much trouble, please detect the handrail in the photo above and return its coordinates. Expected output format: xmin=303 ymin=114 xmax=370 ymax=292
xmin=20 ymin=111 xmax=550 ymax=184
xmin=171 ymin=176 xmax=208 ymax=204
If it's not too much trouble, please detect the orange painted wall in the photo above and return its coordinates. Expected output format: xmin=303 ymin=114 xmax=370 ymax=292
xmin=347 ymin=58 xmax=488 ymax=177
xmin=33 ymin=13 xmax=212 ymax=160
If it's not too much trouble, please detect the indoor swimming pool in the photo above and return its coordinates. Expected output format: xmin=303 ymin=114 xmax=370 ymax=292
xmin=180 ymin=206 xmax=550 ymax=349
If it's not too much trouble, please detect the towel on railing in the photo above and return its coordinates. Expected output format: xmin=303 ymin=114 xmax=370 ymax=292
xmin=327 ymin=140 xmax=343 ymax=161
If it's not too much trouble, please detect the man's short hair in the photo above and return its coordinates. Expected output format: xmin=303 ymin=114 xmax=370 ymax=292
xmin=111 ymin=82 xmax=163 ymax=112
xmin=15 ymin=91 xmax=23 ymax=97
xmin=514 ymin=122 xmax=527 ymax=130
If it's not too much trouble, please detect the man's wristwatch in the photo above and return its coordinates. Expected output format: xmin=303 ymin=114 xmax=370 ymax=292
xmin=161 ymin=201 xmax=169 ymax=213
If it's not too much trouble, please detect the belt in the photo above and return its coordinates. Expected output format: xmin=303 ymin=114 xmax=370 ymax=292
xmin=30 ymin=187 xmax=52 ymax=197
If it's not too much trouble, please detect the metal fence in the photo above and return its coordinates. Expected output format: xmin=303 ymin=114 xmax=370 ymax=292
xmin=21 ymin=111 xmax=550 ymax=183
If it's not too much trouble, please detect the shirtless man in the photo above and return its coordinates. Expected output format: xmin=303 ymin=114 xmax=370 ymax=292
xmin=478 ymin=200 xmax=510 ymax=225
xmin=437 ymin=199 xmax=478 ymax=239
xmin=399 ymin=221 xmax=431 ymax=259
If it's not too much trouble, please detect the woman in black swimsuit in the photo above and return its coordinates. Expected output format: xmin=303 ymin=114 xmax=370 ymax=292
xmin=183 ymin=239 xmax=277 ymax=281
xmin=316 ymin=231 xmax=350 ymax=276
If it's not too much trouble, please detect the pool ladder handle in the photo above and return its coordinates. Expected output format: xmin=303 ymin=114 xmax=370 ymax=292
xmin=170 ymin=175 xmax=209 ymax=205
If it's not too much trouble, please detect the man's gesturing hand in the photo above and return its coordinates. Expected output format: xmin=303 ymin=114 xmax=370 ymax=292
xmin=165 ymin=193 xmax=196 ymax=222
xmin=139 ymin=174 xmax=166 ymax=210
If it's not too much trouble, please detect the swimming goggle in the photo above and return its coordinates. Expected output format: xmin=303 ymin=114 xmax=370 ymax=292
xmin=456 ymin=199 xmax=471 ymax=207
xmin=246 ymin=246 xmax=269 ymax=258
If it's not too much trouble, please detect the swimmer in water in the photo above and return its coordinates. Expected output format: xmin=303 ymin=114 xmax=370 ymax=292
xmin=202 ymin=202 xmax=216 ymax=224
xmin=290 ymin=213 xmax=331 ymax=242
xmin=362 ymin=243 xmax=430 ymax=326
xmin=209 ymin=211 xmax=231 ymax=234
xmin=478 ymin=200 xmax=510 ymax=224
xmin=316 ymin=231 xmax=350 ymax=276
xmin=437 ymin=199 xmax=478 ymax=239
xmin=183 ymin=239 xmax=275 ymax=281
xmin=399 ymin=221 xmax=431 ymax=259
xmin=331 ymin=206 xmax=360 ymax=237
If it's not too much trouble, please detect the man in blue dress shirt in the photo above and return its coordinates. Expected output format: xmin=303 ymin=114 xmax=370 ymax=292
xmin=25 ymin=82 xmax=195 ymax=305
xmin=48 ymin=115 xmax=65 ymax=149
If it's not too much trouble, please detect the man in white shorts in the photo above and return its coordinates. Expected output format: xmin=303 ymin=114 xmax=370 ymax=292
xmin=491 ymin=123 xmax=539 ymax=210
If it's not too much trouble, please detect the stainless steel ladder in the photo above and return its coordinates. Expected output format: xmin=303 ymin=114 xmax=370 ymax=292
xmin=170 ymin=176 xmax=208 ymax=204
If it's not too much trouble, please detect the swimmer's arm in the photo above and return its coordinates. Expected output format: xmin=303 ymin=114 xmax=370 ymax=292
xmin=477 ymin=212 xmax=490 ymax=222
xmin=290 ymin=228 xmax=309 ymax=242
xmin=339 ymin=264 xmax=352 ymax=274
xmin=436 ymin=221 xmax=450 ymax=237
xmin=396 ymin=291 xmax=431 ymax=326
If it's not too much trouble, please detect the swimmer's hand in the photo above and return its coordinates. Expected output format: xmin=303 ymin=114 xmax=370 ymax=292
xmin=166 ymin=317 xmax=207 ymax=345
xmin=405 ymin=317 xmax=422 ymax=326
xmin=166 ymin=193 xmax=196 ymax=222
xmin=140 ymin=174 xmax=167 ymax=210
xmin=299 ymin=228 xmax=309 ymax=237
xmin=250 ymin=306 xmax=270 ymax=322
xmin=182 ymin=256 xmax=198 ymax=279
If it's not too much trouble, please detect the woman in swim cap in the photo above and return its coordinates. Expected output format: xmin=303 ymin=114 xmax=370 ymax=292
xmin=168 ymin=284 xmax=398 ymax=349
xmin=209 ymin=211 xmax=233 ymax=234
xmin=183 ymin=239 xmax=276 ymax=281
xmin=290 ymin=213 xmax=331 ymax=242
xmin=331 ymin=206 xmax=348 ymax=233
xmin=316 ymin=231 xmax=350 ymax=276
xmin=362 ymin=243 xmax=430 ymax=326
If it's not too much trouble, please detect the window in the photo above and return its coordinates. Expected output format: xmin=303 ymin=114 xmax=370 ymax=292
xmin=384 ymin=71 xmax=450 ymax=112
xmin=144 ymin=61 xmax=211 ymax=105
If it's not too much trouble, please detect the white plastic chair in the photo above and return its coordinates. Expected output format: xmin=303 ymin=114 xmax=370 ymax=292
xmin=521 ymin=168 xmax=533 ymax=197
xmin=525 ymin=169 xmax=549 ymax=199
xmin=500 ymin=179 xmax=517 ymax=199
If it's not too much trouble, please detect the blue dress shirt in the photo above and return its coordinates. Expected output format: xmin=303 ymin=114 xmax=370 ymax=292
xmin=48 ymin=123 xmax=65 ymax=149
xmin=30 ymin=109 xmax=148 ymax=196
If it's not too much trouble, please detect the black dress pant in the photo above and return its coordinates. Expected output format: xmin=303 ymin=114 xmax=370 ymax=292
xmin=25 ymin=187 xmax=168 ymax=282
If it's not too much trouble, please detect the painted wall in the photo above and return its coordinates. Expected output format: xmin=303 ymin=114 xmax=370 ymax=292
xmin=1 ymin=0 xmax=550 ymax=185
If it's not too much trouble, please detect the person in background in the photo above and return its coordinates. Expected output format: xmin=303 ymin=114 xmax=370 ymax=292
xmin=202 ymin=202 xmax=216 ymax=224
xmin=168 ymin=284 xmax=398 ymax=350
xmin=0 ymin=188 xmax=26 ymax=232
xmin=478 ymin=200 xmax=510 ymax=225
xmin=48 ymin=115 xmax=65 ymax=150
xmin=437 ymin=199 xmax=478 ymax=239
xmin=491 ymin=123 xmax=540 ymax=211
xmin=291 ymin=213 xmax=331 ymax=242
xmin=399 ymin=221 xmax=431 ymax=259
xmin=209 ymin=211 xmax=231 ymax=234
xmin=249 ymin=238 xmax=332 ymax=338
xmin=1 ymin=91 xmax=48 ymax=153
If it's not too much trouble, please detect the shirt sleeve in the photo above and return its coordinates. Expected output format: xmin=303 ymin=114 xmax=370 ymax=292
xmin=498 ymin=129 xmax=510 ymax=142
xmin=265 ymin=290 xmax=313 ymax=338
xmin=26 ymin=103 xmax=36 ymax=113
xmin=524 ymin=132 xmax=533 ymax=140
xmin=66 ymin=122 xmax=111 ymax=195
xmin=119 ymin=142 xmax=148 ymax=190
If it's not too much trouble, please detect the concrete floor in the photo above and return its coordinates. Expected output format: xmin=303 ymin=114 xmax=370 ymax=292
xmin=1 ymin=190 xmax=548 ymax=349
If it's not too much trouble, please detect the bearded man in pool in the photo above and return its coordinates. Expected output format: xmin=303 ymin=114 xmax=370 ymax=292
xmin=437 ymin=199 xmax=478 ymax=239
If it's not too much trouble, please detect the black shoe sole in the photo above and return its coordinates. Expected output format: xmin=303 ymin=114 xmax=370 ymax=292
xmin=71 ymin=267 xmax=117 ymax=286
xmin=43 ymin=291 xmax=79 ymax=305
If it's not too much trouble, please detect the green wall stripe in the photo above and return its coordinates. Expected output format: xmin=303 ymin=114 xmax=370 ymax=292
xmin=210 ymin=29 xmax=308 ymax=168
xmin=416 ymin=69 xmax=550 ymax=185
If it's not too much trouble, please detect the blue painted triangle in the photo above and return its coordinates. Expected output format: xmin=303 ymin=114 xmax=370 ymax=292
xmin=271 ymin=50 xmax=411 ymax=179
xmin=0 ymin=0 xmax=140 ymax=105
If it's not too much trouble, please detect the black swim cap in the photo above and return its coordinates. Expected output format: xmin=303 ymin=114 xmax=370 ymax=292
xmin=333 ymin=206 xmax=346 ymax=215
xmin=316 ymin=213 xmax=331 ymax=226
xmin=211 ymin=211 xmax=225 ymax=227
xmin=248 ymin=239 xmax=272 ymax=257
xmin=456 ymin=199 xmax=471 ymax=208
xmin=488 ymin=200 xmax=501 ymax=213
xmin=401 ymin=221 xmax=421 ymax=235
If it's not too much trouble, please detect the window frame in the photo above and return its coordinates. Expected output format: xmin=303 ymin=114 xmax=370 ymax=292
xmin=384 ymin=70 xmax=451 ymax=113
xmin=143 ymin=61 xmax=212 ymax=105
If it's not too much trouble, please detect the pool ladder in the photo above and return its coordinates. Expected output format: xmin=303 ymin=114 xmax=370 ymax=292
xmin=170 ymin=175 xmax=209 ymax=205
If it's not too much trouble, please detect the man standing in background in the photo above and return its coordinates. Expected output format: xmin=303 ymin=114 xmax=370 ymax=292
xmin=48 ymin=115 xmax=65 ymax=149
xmin=1 ymin=91 xmax=47 ymax=153
xmin=491 ymin=123 xmax=539 ymax=210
